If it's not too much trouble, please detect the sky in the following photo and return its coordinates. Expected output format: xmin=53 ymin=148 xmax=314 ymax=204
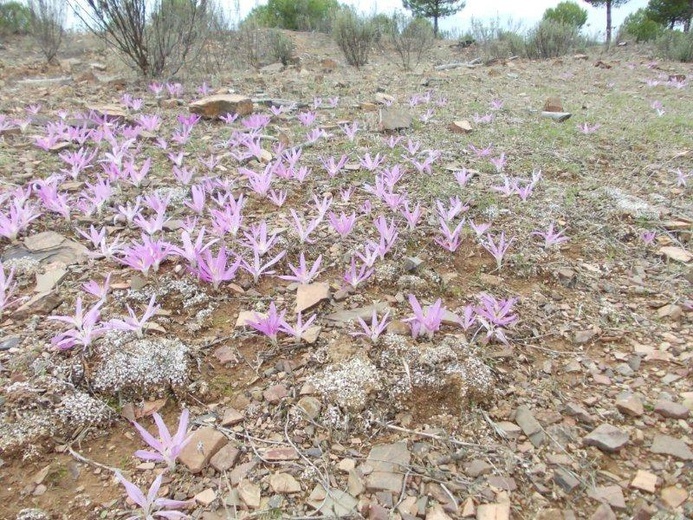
xmin=234 ymin=0 xmax=650 ymax=38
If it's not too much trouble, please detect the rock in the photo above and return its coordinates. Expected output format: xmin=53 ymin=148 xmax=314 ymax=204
xmin=261 ymin=447 xmax=298 ymax=461
xmin=235 ymin=310 xmax=265 ymax=328
xmin=487 ymin=476 xmax=516 ymax=491
xmin=448 ymin=120 xmax=473 ymax=134
xmin=544 ymin=96 xmax=563 ymax=112
xmin=387 ymin=320 xmax=410 ymax=335
xmin=194 ymin=488 xmax=217 ymax=506
xmin=650 ymin=434 xmax=693 ymax=460
xmin=210 ymin=444 xmax=240 ymax=472
xmin=574 ymin=329 xmax=596 ymax=344
xmin=515 ymin=405 xmax=546 ymax=447
xmin=14 ymin=291 xmax=63 ymax=320
xmin=321 ymin=58 xmax=338 ymax=72
xmin=542 ymin=111 xmax=572 ymax=122
xmin=326 ymin=303 xmax=391 ymax=323
xmin=426 ymin=504 xmax=453 ymax=520
xmin=308 ymin=485 xmax=358 ymax=516
xmin=496 ymin=421 xmax=522 ymax=438
xmin=360 ymin=102 xmax=378 ymax=112
xmin=179 ymin=427 xmax=228 ymax=473
xmin=590 ymin=504 xmax=616 ymax=520
xmin=347 ymin=469 xmax=365 ymax=496
xmin=365 ymin=442 xmax=411 ymax=492
xmin=260 ymin=63 xmax=284 ymax=74
xmin=20 ymin=231 xmax=88 ymax=265
xmin=476 ymin=502 xmax=510 ymax=520
xmin=379 ymin=108 xmax=412 ymax=131
xmin=615 ymin=392 xmax=644 ymax=417
xmin=583 ymin=424 xmax=629 ymax=453
xmin=238 ymin=480 xmax=261 ymax=508
xmin=565 ymin=402 xmax=594 ymax=423
xmin=0 ymin=336 xmax=20 ymax=351
xmin=374 ymin=93 xmax=395 ymax=105
xmin=661 ymin=486 xmax=688 ymax=508
xmin=630 ymin=470 xmax=657 ymax=493
xmin=189 ymin=94 xmax=253 ymax=119
xmin=461 ymin=497 xmax=475 ymax=517
xmin=659 ymin=246 xmax=691 ymax=263
xmin=220 ymin=408 xmax=243 ymax=427
xmin=464 ymin=459 xmax=493 ymax=478
xmin=270 ymin=473 xmax=301 ymax=494
xmin=653 ymin=399 xmax=689 ymax=419
xmin=657 ymin=304 xmax=682 ymax=319
xmin=263 ymin=384 xmax=288 ymax=404
xmin=554 ymin=467 xmax=580 ymax=492
xmin=301 ymin=325 xmax=321 ymax=344
xmin=296 ymin=282 xmax=330 ymax=313
xmin=587 ymin=485 xmax=626 ymax=510
xmin=404 ymin=257 xmax=423 ymax=272
xmin=297 ymin=396 xmax=321 ymax=419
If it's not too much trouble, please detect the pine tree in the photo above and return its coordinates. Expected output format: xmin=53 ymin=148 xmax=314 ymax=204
xmin=585 ymin=0 xmax=631 ymax=44
xmin=402 ymin=0 xmax=465 ymax=37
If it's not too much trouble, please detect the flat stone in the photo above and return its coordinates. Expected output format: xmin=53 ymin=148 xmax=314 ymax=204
xmin=301 ymin=325 xmax=321 ymax=344
xmin=326 ymin=303 xmax=391 ymax=323
xmin=657 ymin=304 xmax=682 ymax=319
xmin=235 ymin=310 xmax=265 ymax=328
xmin=554 ymin=467 xmax=580 ymax=492
xmin=487 ymin=476 xmax=516 ymax=491
xmin=650 ymin=434 xmax=693 ymax=460
xmin=237 ymin=480 xmax=261 ymax=508
xmin=179 ymin=427 xmax=228 ymax=473
xmin=496 ymin=421 xmax=522 ymax=438
xmin=615 ymin=392 xmax=643 ymax=417
xmin=269 ymin=473 xmax=301 ymax=494
xmin=426 ymin=504 xmax=453 ymax=520
xmin=565 ymin=402 xmax=594 ymax=423
xmin=574 ymin=329 xmax=596 ymax=344
xmin=365 ymin=442 xmax=411 ymax=492
xmin=296 ymin=282 xmax=330 ymax=313
xmin=515 ymin=405 xmax=545 ymax=447
xmin=583 ymin=424 xmax=629 ymax=453
xmin=630 ymin=470 xmax=657 ymax=493
xmin=220 ymin=408 xmax=243 ymax=427
xmin=262 ymin=447 xmax=298 ymax=461
xmin=590 ymin=504 xmax=616 ymax=520
xmin=194 ymin=488 xmax=217 ymax=506
xmin=464 ymin=459 xmax=493 ymax=478
xmin=587 ymin=485 xmax=626 ymax=510
xmin=214 ymin=346 xmax=236 ymax=364
xmin=210 ymin=444 xmax=240 ymax=472
xmin=347 ymin=469 xmax=365 ymax=496
xmin=661 ymin=486 xmax=688 ymax=508
xmin=263 ymin=384 xmax=288 ymax=404
xmin=448 ymin=120 xmax=473 ymax=134
xmin=308 ymin=485 xmax=358 ymax=517
xmin=659 ymin=246 xmax=692 ymax=263
xmin=190 ymin=94 xmax=253 ymax=119
xmin=653 ymin=399 xmax=689 ymax=419
xmin=297 ymin=396 xmax=321 ymax=419
xmin=14 ymin=291 xmax=63 ymax=320
xmin=476 ymin=502 xmax=510 ymax=520
xmin=379 ymin=107 xmax=412 ymax=131
xmin=35 ymin=266 xmax=67 ymax=293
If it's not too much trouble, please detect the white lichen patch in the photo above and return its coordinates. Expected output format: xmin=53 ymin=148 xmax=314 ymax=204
xmin=92 ymin=332 xmax=189 ymax=396
xmin=58 ymin=390 xmax=113 ymax=427
xmin=600 ymin=187 xmax=660 ymax=219
xmin=309 ymin=356 xmax=382 ymax=412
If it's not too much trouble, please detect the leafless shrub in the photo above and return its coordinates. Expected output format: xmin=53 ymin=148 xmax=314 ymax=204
xmin=70 ymin=0 xmax=216 ymax=77
xmin=386 ymin=12 xmax=435 ymax=71
xmin=235 ymin=23 xmax=295 ymax=69
xmin=27 ymin=0 xmax=65 ymax=63
xmin=332 ymin=7 xmax=377 ymax=68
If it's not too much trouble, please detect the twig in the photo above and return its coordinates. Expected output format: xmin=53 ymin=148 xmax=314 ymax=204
xmin=66 ymin=446 xmax=120 ymax=473
xmin=376 ymin=421 xmax=494 ymax=449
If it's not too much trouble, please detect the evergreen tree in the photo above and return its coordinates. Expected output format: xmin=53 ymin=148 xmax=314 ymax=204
xmin=585 ymin=0 xmax=631 ymax=44
xmin=401 ymin=0 xmax=465 ymax=37
xmin=646 ymin=0 xmax=691 ymax=31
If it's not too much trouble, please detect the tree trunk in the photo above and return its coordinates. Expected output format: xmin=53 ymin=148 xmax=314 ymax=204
xmin=433 ymin=15 xmax=439 ymax=37
xmin=686 ymin=0 xmax=692 ymax=32
xmin=605 ymin=0 xmax=612 ymax=45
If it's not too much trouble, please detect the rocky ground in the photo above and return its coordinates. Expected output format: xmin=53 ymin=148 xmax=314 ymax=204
xmin=0 ymin=30 xmax=691 ymax=520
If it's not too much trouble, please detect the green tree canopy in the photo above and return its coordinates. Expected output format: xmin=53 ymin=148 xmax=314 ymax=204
xmin=543 ymin=1 xmax=588 ymax=28
xmin=244 ymin=0 xmax=341 ymax=32
xmin=646 ymin=0 xmax=691 ymax=30
xmin=401 ymin=0 xmax=465 ymax=37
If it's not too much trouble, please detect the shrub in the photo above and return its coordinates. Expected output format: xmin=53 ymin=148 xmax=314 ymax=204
xmin=542 ymin=1 xmax=588 ymax=29
xmin=656 ymin=29 xmax=693 ymax=62
xmin=469 ymin=16 xmax=527 ymax=60
xmin=619 ymin=8 xmax=665 ymax=42
xmin=244 ymin=0 xmax=340 ymax=32
xmin=27 ymin=0 xmax=65 ymax=63
xmin=0 ymin=1 xmax=31 ymax=36
xmin=526 ymin=19 xmax=583 ymax=59
xmin=332 ymin=8 xmax=377 ymax=68
xmin=267 ymin=29 xmax=295 ymax=65
xmin=386 ymin=12 xmax=435 ymax=71
xmin=72 ymin=0 xmax=216 ymax=77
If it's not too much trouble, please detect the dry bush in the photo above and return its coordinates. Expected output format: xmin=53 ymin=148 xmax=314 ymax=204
xmin=332 ymin=7 xmax=377 ymax=68
xmin=386 ymin=12 xmax=435 ymax=71
xmin=70 ymin=0 xmax=217 ymax=77
xmin=27 ymin=0 xmax=65 ymax=63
